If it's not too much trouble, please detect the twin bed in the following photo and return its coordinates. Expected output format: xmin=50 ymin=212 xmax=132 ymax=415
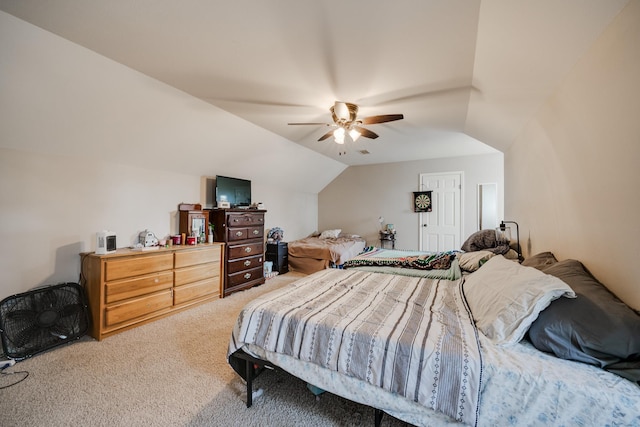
xmin=286 ymin=229 xmax=366 ymax=274
xmin=228 ymin=247 xmax=640 ymax=426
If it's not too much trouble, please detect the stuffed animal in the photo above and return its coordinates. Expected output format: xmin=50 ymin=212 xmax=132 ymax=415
xmin=267 ymin=227 xmax=284 ymax=242
xmin=138 ymin=230 xmax=159 ymax=247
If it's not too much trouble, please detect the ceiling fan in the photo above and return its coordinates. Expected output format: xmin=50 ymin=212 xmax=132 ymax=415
xmin=288 ymin=101 xmax=403 ymax=144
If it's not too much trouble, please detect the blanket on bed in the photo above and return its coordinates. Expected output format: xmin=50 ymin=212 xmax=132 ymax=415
xmin=287 ymin=235 xmax=366 ymax=265
xmin=229 ymin=269 xmax=482 ymax=426
xmin=343 ymin=247 xmax=457 ymax=270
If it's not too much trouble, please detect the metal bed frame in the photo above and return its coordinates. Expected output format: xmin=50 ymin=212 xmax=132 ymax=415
xmin=230 ymin=349 xmax=388 ymax=426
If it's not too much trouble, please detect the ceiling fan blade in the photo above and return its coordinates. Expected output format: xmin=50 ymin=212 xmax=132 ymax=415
xmin=318 ymin=130 xmax=335 ymax=141
xmin=355 ymin=82 xmax=477 ymax=107
xmin=354 ymin=126 xmax=379 ymax=139
xmin=288 ymin=122 xmax=331 ymax=126
xmin=360 ymin=114 xmax=404 ymax=125
xmin=206 ymin=98 xmax=315 ymax=108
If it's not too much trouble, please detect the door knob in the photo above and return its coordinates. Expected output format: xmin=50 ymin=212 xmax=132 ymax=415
xmin=422 ymin=224 xmax=428 ymax=227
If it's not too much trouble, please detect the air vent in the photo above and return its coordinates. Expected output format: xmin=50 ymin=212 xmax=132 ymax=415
xmin=358 ymin=150 xmax=370 ymax=155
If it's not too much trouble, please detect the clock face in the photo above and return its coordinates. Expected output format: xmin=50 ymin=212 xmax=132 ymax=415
xmin=413 ymin=191 xmax=433 ymax=212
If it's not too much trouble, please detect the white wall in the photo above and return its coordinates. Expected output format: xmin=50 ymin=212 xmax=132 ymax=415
xmin=0 ymin=12 xmax=340 ymax=300
xmin=318 ymin=153 xmax=504 ymax=249
xmin=506 ymin=0 xmax=640 ymax=310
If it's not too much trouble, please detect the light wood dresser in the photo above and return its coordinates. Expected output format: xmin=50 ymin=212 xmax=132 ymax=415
xmin=81 ymin=243 xmax=223 ymax=341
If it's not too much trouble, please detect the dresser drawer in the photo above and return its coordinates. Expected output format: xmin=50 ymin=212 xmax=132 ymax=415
xmin=227 ymin=226 xmax=264 ymax=242
xmin=227 ymin=254 xmax=263 ymax=274
xmin=228 ymin=266 xmax=263 ymax=288
xmin=228 ymin=241 xmax=264 ymax=259
xmin=227 ymin=213 xmax=265 ymax=227
xmin=175 ymin=262 xmax=220 ymax=287
xmin=175 ymin=246 xmax=221 ymax=269
xmin=228 ymin=228 xmax=248 ymax=241
xmin=105 ymin=253 xmax=173 ymax=281
xmin=247 ymin=226 xmax=263 ymax=239
xmin=173 ymin=278 xmax=218 ymax=305
xmin=105 ymin=271 xmax=173 ymax=304
xmin=105 ymin=289 xmax=173 ymax=327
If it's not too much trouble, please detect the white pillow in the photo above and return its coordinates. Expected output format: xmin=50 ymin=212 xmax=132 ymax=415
xmin=458 ymin=250 xmax=496 ymax=272
xmin=463 ymin=255 xmax=575 ymax=345
xmin=319 ymin=229 xmax=341 ymax=239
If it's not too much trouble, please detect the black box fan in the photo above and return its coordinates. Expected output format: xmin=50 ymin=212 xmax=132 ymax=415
xmin=0 ymin=282 xmax=90 ymax=360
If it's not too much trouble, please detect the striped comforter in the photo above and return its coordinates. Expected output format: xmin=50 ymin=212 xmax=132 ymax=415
xmin=229 ymin=269 xmax=482 ymax=426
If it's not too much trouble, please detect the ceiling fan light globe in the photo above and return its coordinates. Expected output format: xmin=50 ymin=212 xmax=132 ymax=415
xmin=334 ymin=102 xmax=350 ymax=120
xmin=349 ymin=129 xmax=361 ymax=142
xmin=334 ymin=127 xmax=346 ymax=144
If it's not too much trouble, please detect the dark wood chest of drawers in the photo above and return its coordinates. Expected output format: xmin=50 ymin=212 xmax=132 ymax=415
xmin=266 ymin=241 xmax=288 ymax=274
xmin=210 ymin=209 xmax=266 ymax=297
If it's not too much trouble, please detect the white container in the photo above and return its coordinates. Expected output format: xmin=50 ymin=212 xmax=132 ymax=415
xmin=264 ymin=261 xmax=273 ymax=275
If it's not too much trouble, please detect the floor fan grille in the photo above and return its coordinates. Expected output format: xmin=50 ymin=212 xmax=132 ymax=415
xmin=0 ymin=282 xmax=89 ymax=360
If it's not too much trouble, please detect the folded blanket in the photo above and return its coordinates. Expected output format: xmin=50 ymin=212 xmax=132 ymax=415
xmin=343 ymin=246 xmax=457 ymax=270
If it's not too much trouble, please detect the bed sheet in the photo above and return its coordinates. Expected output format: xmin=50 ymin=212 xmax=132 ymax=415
xmin=239 ymin=333 xmax=640 ymax=427
xmin=287 ymin=255 xmax=331 ymax=275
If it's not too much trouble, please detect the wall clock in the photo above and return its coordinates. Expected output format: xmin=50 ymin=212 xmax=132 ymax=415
xmin=413 ymin=191 xmax=432 ymax=212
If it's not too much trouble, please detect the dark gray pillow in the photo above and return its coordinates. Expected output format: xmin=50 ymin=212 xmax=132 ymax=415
xmin=521 ymin=251 xmax=558 ymax=270
xmin=528 ymin=259 xmax=640 ymax=384
xmin=461 ymin=229 xmax=510 ymax=254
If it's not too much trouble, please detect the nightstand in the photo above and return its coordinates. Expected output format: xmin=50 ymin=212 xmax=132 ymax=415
xmin=266 ymin=242 xmax=288 ymax=274
xmin=379 ymin=231 xmax=396 ymax=249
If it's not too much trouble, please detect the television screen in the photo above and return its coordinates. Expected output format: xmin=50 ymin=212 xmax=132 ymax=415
xmin=215 ymin=175 xmax=251 ymax=208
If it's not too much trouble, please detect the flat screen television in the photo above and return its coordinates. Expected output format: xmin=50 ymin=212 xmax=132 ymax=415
xmin=215 ymin=175 xmax=251 ymax=208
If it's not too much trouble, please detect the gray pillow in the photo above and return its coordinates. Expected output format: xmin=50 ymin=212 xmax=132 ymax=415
xmin=521 ymin=251 xmax=558 ymax=270
xmin=528 ymin=259 xmax=640 ymax=384
xmin=461 ymin=229 xmax=510 ymax=254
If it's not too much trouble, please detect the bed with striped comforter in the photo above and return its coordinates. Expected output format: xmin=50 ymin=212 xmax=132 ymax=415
xmin=229 ymin=268 xmax=482 ymax=426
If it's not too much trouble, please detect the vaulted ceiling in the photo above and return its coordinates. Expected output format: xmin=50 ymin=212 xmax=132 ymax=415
xmin=0 ymin=0 xmax=629 ymax=165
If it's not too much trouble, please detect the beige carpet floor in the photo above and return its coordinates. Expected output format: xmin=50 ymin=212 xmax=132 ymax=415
xmin=0 ymin=272 xmax=408 ymax=427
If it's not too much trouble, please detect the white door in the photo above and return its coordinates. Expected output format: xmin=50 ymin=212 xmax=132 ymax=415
xmin=419 ymin=172 xmax=462 ymax=252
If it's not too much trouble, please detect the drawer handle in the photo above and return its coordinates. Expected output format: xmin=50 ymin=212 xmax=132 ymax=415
xmin=244 ymin=273 xmax=251 ymax=279
xmin=244 ymin=247 xmax=252 ymax=253
xmin=244 ymin=260 xmax=251 ymax=267
xmin=235 ymin=231 xmax=243 ymax=237
xmin=252 ymin=230 xmax=259 ymax=235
